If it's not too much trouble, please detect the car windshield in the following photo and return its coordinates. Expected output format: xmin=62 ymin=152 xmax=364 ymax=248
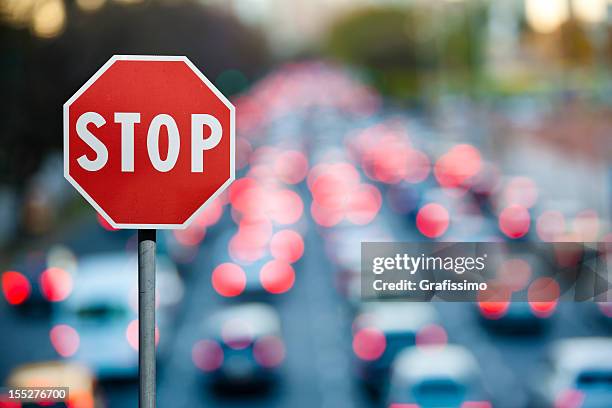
xmin=379 ymin=332 xmax=416 ymax=366
xmin=576 ymin=371 xmax=612 ymax=388
xmin=77 ymin=304 xmax=127 ymax=321
xmin=413 ymin=378 xmax=466 ymax=408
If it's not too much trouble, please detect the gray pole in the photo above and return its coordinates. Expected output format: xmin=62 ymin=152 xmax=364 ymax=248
xmin=138 ymin=229 xmax=156 ymax=408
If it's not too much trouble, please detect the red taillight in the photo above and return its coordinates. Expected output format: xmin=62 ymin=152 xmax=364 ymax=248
xmin=50 ymin=324 xmax=80 ymax=357
xmin=555 ymin=389 xmax=584 ymax=408
xmin=39 ymin=267 xmax=72 ymax=302
xmin=126 ymin=319 xmax=159 ymax=351
xmin=1 ymin=271 xmax=31 ymax=305
xmin=253 ymin=335 xmax=285 ymax=368
xmin=211 ymin=263 xmax=246 ymax=298
xmin=529 ymin=301 xmax=557 ymax=318
xmin=270 ymin=229 xmax=304 ymax=264
xmin=353 ymin=327 xmax=386 ymax=361
xmin=528 ymin=277 xmax=559 ymax=318
xmin=598 ymin=302 xmax=612 ymax=318
xmin=192 ymin=339 xmax=224 ymax=372
xmin=259 ymin=260 xmax=295 ymax=295
xmin=478 ymin=301 xmax=509 ymax=320
xmin=416 ymin=203 xmax=450 ymax=239
xmin=0 ymin=397 xmax=22 ymax=407
xmin=462 ymin=402 xmax=492 ymax=408
xmin=416 ymin=324 xmax=448 ymax=347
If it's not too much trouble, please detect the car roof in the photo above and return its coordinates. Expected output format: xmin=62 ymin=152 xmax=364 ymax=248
xmin=7 ymin=361 xmax=94 ymax=391
xmin=392 ymin=345 xmax=479 ymax=384
xmin=207 ymin=303 xmax=281 ymax=338
xmin=551 ymin=337 xmax=612 ymax=373
xmin=356 ymin=303 xmax=438 ymax=333
xmin=64 ymin=252 xmax=179 ymax=308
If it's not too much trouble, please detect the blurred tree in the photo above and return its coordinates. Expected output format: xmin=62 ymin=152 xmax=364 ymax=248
xmin=325 ymin=6 xmax=435 ymax=99
xmin=0 ymin=0 xmax=270 ymax=189
xmin=437 ymin=2 xmax=489 ymax=82
xmin=323 ymin=2 xmax=489 ymax=100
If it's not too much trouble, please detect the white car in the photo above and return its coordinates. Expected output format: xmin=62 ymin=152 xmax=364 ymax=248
xmin=387 ymin=344 xmax=492 ymax=408
xmin=530 ymin=337 xmax=612 ymax=408
xmin=352 ymin=302 xmax=439 ymax=391
xmin=52 ymin=252 xmax=183 ymax=379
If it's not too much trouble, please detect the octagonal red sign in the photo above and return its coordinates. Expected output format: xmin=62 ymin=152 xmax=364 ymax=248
xmin=64 ymin=55 xmax=235 ymax=229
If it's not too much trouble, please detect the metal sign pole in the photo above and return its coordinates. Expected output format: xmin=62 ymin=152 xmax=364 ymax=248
xmin=138 ymin=229 xmax=156 ymax=408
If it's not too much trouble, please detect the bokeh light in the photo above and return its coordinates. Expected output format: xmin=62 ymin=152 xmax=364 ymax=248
xmin=39 ymin=267 xmax=72 ymax=302
xmin=499 ymin=205 xmax=530 ymax=239
xmin=434 ymin=144 xmax=482 ymax=189
xmin=525 ymin=0 xmax=569 ymax=34
xmin=1 ymin=271 xmax=31 ymax=305
xmin=502 ymin=177 xmax=539 ymax=209
xmin=497 ymin=258 xmax=532 ymax=292
xmin=76 ymin=0 xmax=106 ymax=12
xmin=126 ymin=320 xmax=160 ymax=351
xmin=528 ymin=277 xmax=560 ymax=317
xmin=274 ymin=150 xmax=309 ymax=184
xmin=212 ymin=263 xmax=246 ymax=297
xmin=50 ymin=324 xmax=80 ymax=357
xmin=345 ymin=183 xmax=381 ymax=225
xmin=352 ymin=327 xmax=386 ymax=361
xmin=572 ymin=209 xmax=599 ymax=241
xmin=31 ymin=0 xmax=65 ymax=39
xmin=270 ymin=229 xmax=304 ymax=264
xmin=536 ymin=210 xmax=565 ymax=242
xmin=416 ymin=324 xmax=448 ymax=347
xmin=416 ymin=203 xmax=450 ymax=238
xmin=192 ymin=340 xmax=223 ymax=372
xmin=260 ymin=260 xmax=295 ymax=294
xmin=253 ymin=335 xmax=285 ymax=368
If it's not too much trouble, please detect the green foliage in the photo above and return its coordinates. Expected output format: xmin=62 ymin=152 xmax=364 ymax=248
xmin=324 ymin=2 xmax=490 ymax=99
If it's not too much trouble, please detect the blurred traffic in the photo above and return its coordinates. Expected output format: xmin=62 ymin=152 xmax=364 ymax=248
xmin=1 ymin=0 xmax=611 ymax=407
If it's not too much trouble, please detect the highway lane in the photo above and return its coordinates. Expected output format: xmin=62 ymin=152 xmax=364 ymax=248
xmin=156 ymin=210 xmax=368 ymax=408
xmin=1 ymin=104 xmax=610 ymax=408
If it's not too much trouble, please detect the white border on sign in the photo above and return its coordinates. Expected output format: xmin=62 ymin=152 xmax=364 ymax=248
xmin=63 ymin=55 xmax=236 ymax=230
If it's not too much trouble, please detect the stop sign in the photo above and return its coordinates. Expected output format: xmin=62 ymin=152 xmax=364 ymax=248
xmin=63 ymin=55 xmax=234 ymax=229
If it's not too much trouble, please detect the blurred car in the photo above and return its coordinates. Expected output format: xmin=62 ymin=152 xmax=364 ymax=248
xmin=387 ymin=344 xmax=492 ymax=408
xmin=593 ymin=302 xmax=612 ymax=328
xmin=324 ymin=221 xmax=393 ymax=306
xmin=476 ymin=253 xmax=556 ymax=333
xmin=530 ymin=337 xmax=612 ymax=408
xmin=195 ymin=303 xmax=285 ymax=390
xmin=352 ymin=303 xmax=440 ymax=392
xmin=4 ymin=361 xmax=103 ymax=408
xmin=2 ymin=252 xmax=61 ymax=312
xmin=218 ymin=257 xmax=280 ymax=301
xmin=476 ymin=300 xmax=556 ymax=334
xmin=240 ymin=259 xmax=271 ymax=299
xmin=416 ymin=187 xmax=501 ymax=241
xmin=51 ymin=252 xmax=183 ymax=379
